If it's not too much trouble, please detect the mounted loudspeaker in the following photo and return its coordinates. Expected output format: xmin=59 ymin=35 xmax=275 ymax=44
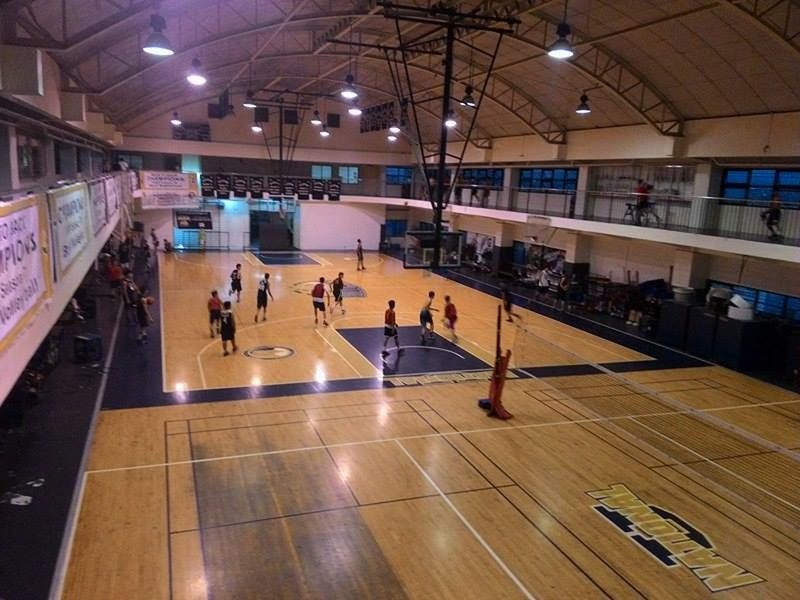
xmin=253 ymin=107 xmax=269 ymax=123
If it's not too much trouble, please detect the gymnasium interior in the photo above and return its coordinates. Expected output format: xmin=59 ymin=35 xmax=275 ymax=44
xmin=0 ymin=1 xmax=799 ymax=598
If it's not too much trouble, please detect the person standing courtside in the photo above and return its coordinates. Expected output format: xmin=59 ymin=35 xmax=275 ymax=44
xmin=312 ymin=277 xmax=330 ymax=326
xmin=419 ymin=290 xmax=437 ymax=344
xmin=331 ymin=272 xmax=346 ymax=315
xmin=229 ymin=263 xmax=243 ymax=303
xmin=220 ymin=301 xmax=238 ymax=356
xmin=356 ymin=239 xmax=365 ymax=271
xmin=382 ymin=299 xmax=400 ymax=356
xmin=254 ymin=273 xmax=274 ymax=322
xmin=208 ymin=290 xmax=222 ymax=338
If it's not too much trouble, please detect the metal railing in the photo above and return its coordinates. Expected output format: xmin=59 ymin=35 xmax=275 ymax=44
xmin=173 ymin=229 xmax=230 ymax=250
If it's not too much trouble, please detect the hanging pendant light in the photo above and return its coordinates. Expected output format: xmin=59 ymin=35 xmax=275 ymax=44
xmin=319 ymin=125 xmax=331 ymax=138
xmin=143 ymin=14 xmax=174 ymax=56
xmin=575 ymin=94 xmax=591 ymax=114
xmin=243 ymin=91 xmax=257 ymax=109
xmin=348 ymin=100 xmax=362 ymax=117
xmin=389 ymin=121 xmax=401 ymax=135
xmin=310 ymin=110 xmax=323 ymax=126
xmin=250 ymin=122 xmax=263 ymax=133
xmin=186 ymin=58 xmax=207 ymax=86
xmin=387 ymin=133 xmax=398 ymax=142
xmin=169 ymin=112 xmax=182 ymax=126
xmin=444 ymin=110 xmax=457 ymax=129
xmin=460 ymin=85 xmax=477 ymax=108
xmin=548 ymin=2 xmax=574 ymax=59
xmin=340 ymin=74 xmax=358 ymax=100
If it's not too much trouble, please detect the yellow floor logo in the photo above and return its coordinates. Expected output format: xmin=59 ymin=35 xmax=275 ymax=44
xmin=587 ymin=483 xmax=763 ymax=592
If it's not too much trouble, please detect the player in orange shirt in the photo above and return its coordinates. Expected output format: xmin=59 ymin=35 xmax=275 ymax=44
xmin=382 ymin=299 xmax=400 ymax=356
xmin=442 ymin=295 xmax=458 ymax=342
xmin=208 ymin=290 xmax=222 ymax=337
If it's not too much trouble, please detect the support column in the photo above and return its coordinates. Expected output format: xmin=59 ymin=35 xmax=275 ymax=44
xmin=688 ymin=162 xmax=721 ymax=232
xmin=672 ymin=248 xmax=710 ymax=290
xmin=492 ymin=222 xmax=517 ymax=276
xmin=563 ymin=231 xmax=590 ymax=280
xmin=572 ymin=166 xmax=590 ymax=219
xmin=498 ymin=167 xmax=513 ymax=210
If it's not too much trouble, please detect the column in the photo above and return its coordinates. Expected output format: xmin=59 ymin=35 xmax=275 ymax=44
xmin=687 ymin=161 xmax=721 ymax=232
xmin=492 ymin=222 xmax=516 ymax=276
xmin=672 ymin=248 xmax=710 ymax=290
xmin=572 ymin=165 xmax=590 ymax=219
xmin=563 ymin=231 xmax=590 ymax=280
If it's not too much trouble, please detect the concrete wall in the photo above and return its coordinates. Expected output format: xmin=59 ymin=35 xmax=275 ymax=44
xmin=296 ymin=201 xmax=385 ymax=251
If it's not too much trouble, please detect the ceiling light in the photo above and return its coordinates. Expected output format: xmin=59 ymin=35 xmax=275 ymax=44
xmin=548 ymin=23 xmax=574 ymax=59
xmin=389 ymin=122 xmax=401 ymax=134
xmin=143 ymin=14 xmax=173 ymax=56
xmin=186 ymin=58 xmax=207 ymax=86
xmin=460 ymin=85 xmax=477 ymax=108
xmin=348 ymin=101 xmax=362 ymax=117
xmin=444 ymin=111 xmax=457 ymax=129
xmin=387 ymin=134 xmax=398 ymax=142
xmin=250 ymin=122 xmax=263 ymax=133
xmin=169 ymin=112 xmax=181 ymax=126
xmin=575 ymin=94 xmax=591 ymax=114
xmin=243 ymin=91 xmax=257 ymax=109
xmin=310 ymin=110 xmax=323 ymax=126
xmin=320 ymin=125 xmax=330 ymax=138
xmin=340 ymin=74 xmax=358 ymax=100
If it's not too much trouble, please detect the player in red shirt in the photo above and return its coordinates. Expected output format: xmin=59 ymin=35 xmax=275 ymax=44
xmin=382 ymin=299 xmax=399 ymax=356
xmin=442 ymin=295 xmax=458 ymax=342
xmin=312 ymin=276 xmax=330 ymax=326
xmin=207 ymin=290 xmax=222 ymax=337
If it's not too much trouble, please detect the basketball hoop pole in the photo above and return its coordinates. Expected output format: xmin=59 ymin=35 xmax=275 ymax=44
xmin=495 ymin=303 xmax=501 ymax=360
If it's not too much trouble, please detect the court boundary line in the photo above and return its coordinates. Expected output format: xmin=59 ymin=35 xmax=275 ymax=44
xmin=314 ymin=329 xmax=363 ymax=378
xmin=49 ymin=301 xmax=125 ymax=600
xmin=395 ymin=440 xmax=536 ymax=600
xmin=84 ymin=397 xmax=800 ymax=476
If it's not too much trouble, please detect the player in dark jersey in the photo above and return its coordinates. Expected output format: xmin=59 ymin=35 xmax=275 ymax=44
xmin=382 ymin=299 xmax=400 ymax=356
xmin=356 ymin=239 xmax=365 ymax=271
xmin=220 ymin=301 xmax=238 ymax=356
xmin=311 ymin=276 xmax=330 ymax=326
xmin=330 ymin=272 xmax=346 ymax=315
xmin=501 ymin=284 xmax=517 ymax=323
xmin=254 ymin=272 xmax=274 ymax=322
xmin=208 ymin=290 xmax=222 ymax=337
xmin=229 ymin=263 xmax=243 ymax=303
xmin=419 ymin=290 xmax=437 ymax=344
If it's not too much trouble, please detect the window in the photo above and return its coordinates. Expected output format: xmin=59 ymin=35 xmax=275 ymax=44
xmin=721 ymin=168 xmax=800 ymax=203
xmin=385 ymin=219 xmax=407 ymax=237
xmin=459 ymin=168 xmax=504 ymax=188
xmin=311 ymin=165 xmax=332 ymax=180
xmin=386 ymin=166 xmax=412 ymax=186
xmin=17 ymin=133 xmax=44 ymax=179
xmin=338 ymin=166 xmax=359 ymax=184
xmin=708 ymin=280 xmax=800 ymax=323
xmin=518 ymin=167 xmax=578 ymax=191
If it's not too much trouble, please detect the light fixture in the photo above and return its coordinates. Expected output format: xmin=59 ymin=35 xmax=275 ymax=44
xmin=444 ymin=110 xmax=457 ymax=129
xmin=310 ymin=110 xmax=323 ymax=126
xmin=169 ymin=112 xmax=181 ymax=126
xmin=387 ymin=133 xmax=398 ymax=142
xmin=250 ymin=122 xmax=263 ymax=133
xmin=186 ymin=58 xmax=207 ymax=86
xmin=575 ymin=94 xmax=591 ymax=114
xmin=319 ymin=125 xmax=330 ymax=138
xmin=143 ymin=14 xmax=173 ymax=56
xmin=389 ymin=122 xmax=401 ymax=134
xmin=548 ymin=1 xmax=574 ymax=60
xmin=460 ymin=85 xmax=477 ymax=108
xmin=348 ymin=101 xmax=362 ymax=117
xmin=340 ymin=74 xmax=358 ymax=100
xmin=243 ymin=91 xmax=257 ymax=109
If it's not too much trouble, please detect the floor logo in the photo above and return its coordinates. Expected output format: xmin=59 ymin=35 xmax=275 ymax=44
xmin=587 ymin=483 xmax=762 ymax=592
xmin=243 ymin=346 xmax=294 ymax=360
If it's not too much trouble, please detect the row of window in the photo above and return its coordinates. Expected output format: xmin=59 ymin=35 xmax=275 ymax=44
xmin=708 ymin=280 xmax=800 ymax=323
xmin=519 ymin=168 xmax=579 ymax=191
xmin=721 ymin=168 xmax=800 ymax=203
xmin=311 ymin=165 xmax=359 ymax=184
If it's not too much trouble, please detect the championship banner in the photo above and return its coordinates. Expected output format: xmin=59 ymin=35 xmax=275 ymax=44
xmin=297 ymin=179 xmax=311 ymax=200
xmin=200 ymin=174 xmax=216 ymax=198
xmin=140 ymin=171 xmax=197 ymax=193
xmin=326 ymin=179 xmax=342 ymax=201
xmin=89 ymin=179 xmax=107 ymax=234
xmin=104 ymin=176 xmax=120 ymax=218
xmin=360 ymin=101 xmax=395 ymax=133
xmin=214 ymin=174 xmax=231 ymax=199
xmin=248 ymin=176 xmax=264 ymax=199
xmin=267 ymin=177 xmax=281 ymax=198
xmin=282 ymin=178 xmax=296 ymax=197
xmin=311 ymin=179 xmax=325 ymax=200
xmin=48 ymin=183 xmax=89 ymax=278
xmin=175 ymin=210 xmax=213 ymax=230
xmin=232 ymin=174 xmax=248 ymax=198
xmin=140 ymin=191 xmax=200 ymax=210
xmin=0 ymin=195 xmax=51 ymax=351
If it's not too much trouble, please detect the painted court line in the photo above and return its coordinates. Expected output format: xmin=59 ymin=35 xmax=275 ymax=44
xmin=395 ymin=440 xmax=536 ymax=600
xmin=83 ymin=397 xmax=800 ymax=476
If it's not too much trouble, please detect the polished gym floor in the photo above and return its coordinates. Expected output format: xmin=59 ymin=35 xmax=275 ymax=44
xmin=61 ymin=252 xmax=800 ymax=599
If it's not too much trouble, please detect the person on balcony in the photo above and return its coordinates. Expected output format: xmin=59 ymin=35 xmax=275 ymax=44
xmin=761 ymin=193 xmax=783 ymax=241
xmin=634 ymin=179 xmax=652 ymax=225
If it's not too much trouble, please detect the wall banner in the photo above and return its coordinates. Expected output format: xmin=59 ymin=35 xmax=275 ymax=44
xmin=140 ymin=171 xmax=197 ymax=192
xmin=48 ymin=184 xmax=89 ymax=277
xmin=104 ymin=176 xmax=120 ymax=218
xmin=200 ymin=174 xmax=216 ymax=198
xmin=232 ymin=174 xmax=248 ymax=198
xmin=248 ymin=176 xmax=264 ymax=199
xmin=141 ymin=191 xmax=200 ymax=210
xmin=297 ymin=179 xmax=311 ymax=200
xmin=0 ymin=196 xmax=51 ymax=350
xmin=175 ymin=210 xmax=213 ymax=230
xmin=89 ymin=179 xmax=107 ymax=234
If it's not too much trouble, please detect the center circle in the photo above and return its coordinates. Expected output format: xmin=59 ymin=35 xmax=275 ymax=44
xmin=243 ymin=345 xmax=295 ymax=360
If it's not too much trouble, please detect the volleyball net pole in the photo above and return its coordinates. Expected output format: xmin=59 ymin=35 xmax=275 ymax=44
xmin=480 ymin=305 xmax=513 ymax=420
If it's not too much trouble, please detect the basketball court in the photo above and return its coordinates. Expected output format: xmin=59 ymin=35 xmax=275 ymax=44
xmin=59 ymin=251 xmax=800 ymax=599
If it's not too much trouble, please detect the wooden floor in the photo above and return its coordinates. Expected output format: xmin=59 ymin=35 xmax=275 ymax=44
xmin=63 ymin=252 xmax=800 ymax=599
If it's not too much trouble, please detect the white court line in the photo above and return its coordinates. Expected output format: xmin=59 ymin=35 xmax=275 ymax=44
xmin=159 ymin=253 xmax=168 ymax=394
xmin=243 ymin=251 xmax=261 ymax=267
xmin=395 ymin=440 xmax=536 ymax=600
xmin=83 ymin=397 xmax=800 ymax=476
xmin=315 ymin=329 xmax=362 ymax=377
xmin=49 ymin=301 xmax=125 ymax=600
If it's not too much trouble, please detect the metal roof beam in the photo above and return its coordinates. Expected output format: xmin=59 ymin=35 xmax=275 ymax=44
xmin=721 ymin=0 xmax=800 ymax=57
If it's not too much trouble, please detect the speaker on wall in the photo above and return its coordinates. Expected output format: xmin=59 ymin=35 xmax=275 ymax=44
xmin=254 ymin=107 xmax=269 ymax=122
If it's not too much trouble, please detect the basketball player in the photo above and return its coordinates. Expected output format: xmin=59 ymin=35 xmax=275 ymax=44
xmin=229 ymin=263 xmax=243 ymax=303
xmin=208 ymin=290 xmax=222 ymax=337
xmin=311 ymin=276 xmax=330 ymax=326
xmin=382 ymin=299 xmax=400 ymax=356
xmin=356 ymin=239 xmax=365 ymax=271
xmin=443 ymin=295 xmax=458 ymax=342
xmin=501 ymin=284 xmax=518 ymax=323
xmin=254 ymin=273 xmax=274 ymax=322
xmin=220 ymin=300 xmax=238 ymax=356
xmin=419 ymin=290 xmax=437 ymax=344
xmin=136 ymin=287 xmax=154 ymax=344
xmin=330 ymin=272 xmax=346 ymax=315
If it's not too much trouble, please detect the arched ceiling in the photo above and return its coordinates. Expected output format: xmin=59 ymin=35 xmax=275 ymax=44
xmin=2 ymin=0 xmax=799 ymax=145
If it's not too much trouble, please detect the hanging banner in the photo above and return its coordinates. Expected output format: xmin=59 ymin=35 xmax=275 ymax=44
xmin=140 ymin=171 xmax=197 ymax=192
xmin=297 ymin=179 xmax=311 ymax=200
xmin=267 ymin=177 xmax=282 ymax=198
xmin=175 ymin=210 xmax=213 ymax=230
xmin=128 ymin=170 xmax=139 ymax=192
xmin=232 ymin=174 xmax=248 ymax=198
xmin=326 ymin=179 xmax=341 ymax=201
xmin=311 ymin=179 xmax=325 ymax=200
xmin=200 ymin=174 xmax=216 ymax=198
xmin=104 ymin=176 xmax=120 ymax=218
xmin=214 ymin=174 xmax=231 ymax=199
xmin=88 ymin=179 xmax=107 ymax=234
xmin=282 ymin=178 xmax=296 ymax=197
xmin=140 ymin=191 xmax=200 ymax=210
xmin=248 ymin=176 xmax=264 ymax=199
xmin=48 ymin=183 xmax=89 ymax=278
xmin=0 ymin=195 xmax=51 ymax=351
